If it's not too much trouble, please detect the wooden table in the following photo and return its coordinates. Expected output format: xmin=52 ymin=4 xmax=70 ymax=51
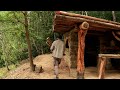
xmin=98 ymin=54 xmax=120 ymax=79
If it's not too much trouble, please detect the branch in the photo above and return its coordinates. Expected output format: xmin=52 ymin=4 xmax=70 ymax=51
xmin=21 ymin=11 xmax=26 ymax=16
xmin=112 ymin=11 xmax=116 ymax=22
xmin=112 ymin=31 xmax=120 ymax=42
xmin=13 ymin=12 xmax=25 ymax=25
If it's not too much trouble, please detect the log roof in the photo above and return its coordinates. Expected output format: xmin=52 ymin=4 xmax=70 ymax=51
xmin=53 ymin=11 xmax=120 ymax=34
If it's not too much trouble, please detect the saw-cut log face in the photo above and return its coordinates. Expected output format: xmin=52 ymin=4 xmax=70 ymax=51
xmin=79 ymin=22 xmax=89 ymax=30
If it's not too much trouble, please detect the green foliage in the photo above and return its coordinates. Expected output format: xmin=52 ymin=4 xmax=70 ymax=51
xmin=114 ymin=11 xmax=120 ymax=22
xmin=87 ymin=11 xmax=113 ymax=20
xmin=0 ymin=11 xmax=27 ymax=68
xmin=0 ymin=64 xmax=17 ymax=78
xmin=29 ymin=11 xmax=54 ymax=55
xmin=67 ymin=11 xmax=116 ymax=21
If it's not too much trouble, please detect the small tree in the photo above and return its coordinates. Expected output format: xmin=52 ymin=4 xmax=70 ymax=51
xmin=13 ymin=11 xmax=35 ymax=71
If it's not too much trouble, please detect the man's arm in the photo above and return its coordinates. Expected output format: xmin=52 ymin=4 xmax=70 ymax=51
xmin=50 ymin=42 xmax=55 ymax=52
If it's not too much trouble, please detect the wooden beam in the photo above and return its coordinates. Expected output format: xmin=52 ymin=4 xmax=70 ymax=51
xmin=55 ymin=15 xmax=120 ymax=31
xmin=88 ymin=27 xmax=110 ymax=32
xmin=77 ymin=22 xmax=89 ymax=79
xmin=99 ymin=54 xmax=120 ymax=58
xmin=54 ymin=27 xmax=75 ymax=33
xmin=54 ymin=16 xmax=114 ymax=32
xmin=112 ymin=31 xmax=120 ymax=42
xmin=56 ymin=11 xmax=120 ymax=25
xmin=87 ymin=32 xmax=104 ymax=36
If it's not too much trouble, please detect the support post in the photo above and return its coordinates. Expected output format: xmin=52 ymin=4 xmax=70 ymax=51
xmin=77 ymin=22 xmax=89 ymax=79
xmin=98 ymin=57 xmax=106 ymax=79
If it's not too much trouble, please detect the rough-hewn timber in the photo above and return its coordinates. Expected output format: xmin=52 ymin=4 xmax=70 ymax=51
xmin=77 ymin=22 xmax=89 ymax=79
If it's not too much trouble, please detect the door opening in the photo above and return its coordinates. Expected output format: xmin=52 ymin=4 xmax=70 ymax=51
xmin=84 ymin=35 xmax=100 ymax=67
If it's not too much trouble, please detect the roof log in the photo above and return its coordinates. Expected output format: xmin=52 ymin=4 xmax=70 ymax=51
xmin=53 ymin=13 xmax=120 ymax=33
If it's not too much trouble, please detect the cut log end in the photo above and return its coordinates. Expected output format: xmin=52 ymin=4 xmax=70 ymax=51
xmin=79 ymin=21 xmax=89 ymax=30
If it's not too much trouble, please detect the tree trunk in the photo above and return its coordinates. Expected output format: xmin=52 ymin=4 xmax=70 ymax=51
xmin=77 ymin=22 xmax=89 ymax=79
xmin=81 ymin=11 xmax=88 ymax=16
xmin=112 ymin=11 xmax=116 ymax=21
xmin=24 ymin=11 xmax=35 ymax=71
xmin=111 ymin=11 xmax=120 ymax=42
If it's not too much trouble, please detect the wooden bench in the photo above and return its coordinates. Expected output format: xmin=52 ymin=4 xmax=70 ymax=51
xmin=98 ymin=54 xmax=120 ymax=79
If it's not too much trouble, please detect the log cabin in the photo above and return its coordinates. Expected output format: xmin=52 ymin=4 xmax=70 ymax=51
xmin=53 ymin=11 xmax=120 ymax=79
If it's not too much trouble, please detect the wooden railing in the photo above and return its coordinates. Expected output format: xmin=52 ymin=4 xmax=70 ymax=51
xmin=98 ymin=54 xmax=120 ymax=79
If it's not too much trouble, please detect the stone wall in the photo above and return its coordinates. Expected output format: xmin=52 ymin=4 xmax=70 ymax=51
xmin=63 ymin=32 xmax=71 ymax=69
xmin=64 ymin=28 xmax=78 ymax=68
xmin=69 ymin=30 xmax=78 ymax=68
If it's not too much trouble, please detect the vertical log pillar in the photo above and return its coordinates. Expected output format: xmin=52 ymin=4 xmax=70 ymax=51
xmin=98 ymin=57 xmax=106 ymax=79
xmin=77 ymin=22 xmax=89 ymax=79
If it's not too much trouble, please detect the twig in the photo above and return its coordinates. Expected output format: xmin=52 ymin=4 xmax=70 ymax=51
xmin=13 ymin=12 xmax=25 ymax=25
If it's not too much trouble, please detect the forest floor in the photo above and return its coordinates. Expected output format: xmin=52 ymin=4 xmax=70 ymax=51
xmin=3 ymin=54 xmax=120 ymax=79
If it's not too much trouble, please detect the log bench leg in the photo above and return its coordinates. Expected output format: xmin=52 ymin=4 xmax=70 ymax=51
xmin=98 ymin=57 xmax=106 ymax=79
xmin=97 ymin=57 xmax=101 ymax=75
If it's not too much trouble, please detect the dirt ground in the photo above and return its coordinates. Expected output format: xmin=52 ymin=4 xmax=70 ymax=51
xmin=4 ymin=54 xmax=120 ymax=79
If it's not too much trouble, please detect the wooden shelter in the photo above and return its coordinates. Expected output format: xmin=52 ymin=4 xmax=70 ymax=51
xmin=53 ymin=11 xmax=120 ymax=79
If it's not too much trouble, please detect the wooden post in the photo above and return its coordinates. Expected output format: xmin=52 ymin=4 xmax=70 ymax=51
xmin=98 ymin=57 xmax=106 ymax=79
xmin=77 ymin=22 xmax=89 ymax=79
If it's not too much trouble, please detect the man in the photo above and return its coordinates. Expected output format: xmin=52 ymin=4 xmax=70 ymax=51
xmin=50 ymin=34 xmax=65 ymax=79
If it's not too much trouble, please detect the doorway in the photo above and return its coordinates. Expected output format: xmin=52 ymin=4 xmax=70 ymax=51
xmin=84 ymin=35 xmax=100 ymax=67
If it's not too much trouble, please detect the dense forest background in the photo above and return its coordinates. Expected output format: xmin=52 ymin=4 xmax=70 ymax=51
xmin=0 ymin=11 xmax=120 ymax=70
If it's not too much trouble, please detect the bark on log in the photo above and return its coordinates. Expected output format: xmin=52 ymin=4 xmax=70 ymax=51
xmin=55 ymin=11 xmax=120 ymax=25
xmin=98 ymin=57 xmax=106 ymax=79
xmin=99 ymin=54 xmax=120 ymax=58
xmin=55 ymin=15 xmax=120 ymax=30
xmin=112 ymin=31 xmax=120 ymax=42
xmin=111 ymin=11 xmax=120 ymax=42
xmin=76 ymin=22 xmax=88 ymax=79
